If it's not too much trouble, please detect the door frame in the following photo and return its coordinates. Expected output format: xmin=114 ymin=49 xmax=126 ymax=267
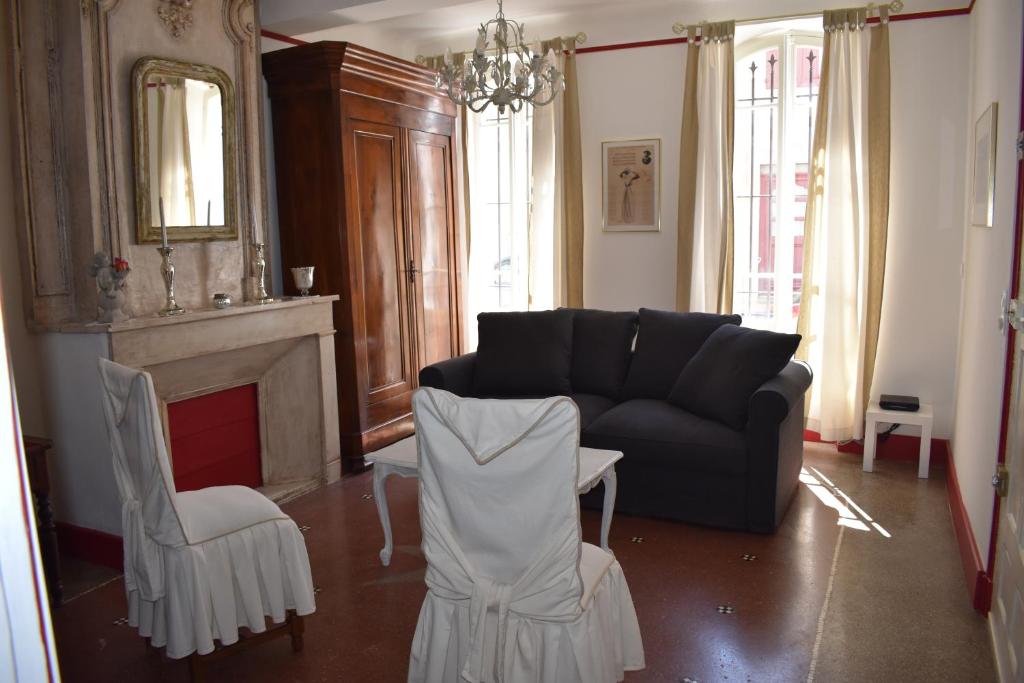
xmin=986 ymin=7 xmax=1024 ymax=614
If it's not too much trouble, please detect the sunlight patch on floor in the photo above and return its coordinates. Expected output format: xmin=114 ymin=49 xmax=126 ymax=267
xmin=800 ymin=466 xmax=891 ymax=537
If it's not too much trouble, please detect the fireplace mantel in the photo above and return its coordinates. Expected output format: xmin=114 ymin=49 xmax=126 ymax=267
xmin=107 ymin=297 xmax=342 ymax=502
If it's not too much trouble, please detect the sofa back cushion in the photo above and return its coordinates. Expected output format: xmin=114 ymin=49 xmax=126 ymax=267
xmin=620 ymin=308 xmax=742 ymax=400
xmin=568 ymin=309 xmax=639 ymax=398
xmin=667 ymin=324 xmax=801 ymax=430
xmin=472 ymin=310 xmax=574 ymax=397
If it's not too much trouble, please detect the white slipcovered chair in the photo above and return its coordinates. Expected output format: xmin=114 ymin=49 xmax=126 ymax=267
xmin=408 ymin=387 xmax=645 ymax=683
xmin=97 ymin=358 xmax=316 ymax=665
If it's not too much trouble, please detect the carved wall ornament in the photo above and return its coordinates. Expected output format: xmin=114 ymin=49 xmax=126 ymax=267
xmin=157 ymin=0 xmax=194 ymax=39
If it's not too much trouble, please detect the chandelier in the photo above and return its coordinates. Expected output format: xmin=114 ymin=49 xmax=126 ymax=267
xmin=435 ymin=0 xmax=563 ymax=114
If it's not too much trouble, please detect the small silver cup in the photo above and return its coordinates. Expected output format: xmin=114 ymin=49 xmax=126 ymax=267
xmin=291 ymin=266 xmax=315 ymax=297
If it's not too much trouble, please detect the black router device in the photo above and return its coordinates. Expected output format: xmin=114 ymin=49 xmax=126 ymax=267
xmin=879 ymin=394 xmax=920 ymax=412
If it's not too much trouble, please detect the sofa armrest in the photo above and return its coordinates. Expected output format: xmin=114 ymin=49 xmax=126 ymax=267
xmin=418 ymin=353 xmax=477 ymax=397
xmin=744 ymin=360 xmax=813 ymax=533
xmin=749 ymin=360 xmax=813 ymax=424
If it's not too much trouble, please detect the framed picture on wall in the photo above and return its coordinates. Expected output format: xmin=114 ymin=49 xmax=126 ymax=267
xmin=602 ymin=138 xmax=661 ymax=232
xmin=971 ymin=102 xmax=998 ymax=228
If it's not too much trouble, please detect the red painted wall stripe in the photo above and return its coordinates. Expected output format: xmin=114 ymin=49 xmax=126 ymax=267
xmin=261 ymin=29 xmax=308 ymax=46
xmin=260 ymin=2 xmax=975 ymax=55
xmin=945 ymin=444 xmax=991 ymax=613
xmin=803 ymin=429 xmax=949 ymax=465
xmin=56 ymin=523 xmax=123 ymax=573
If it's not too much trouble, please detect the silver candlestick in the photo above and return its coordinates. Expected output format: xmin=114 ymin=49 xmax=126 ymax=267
xmin=252 ymin=242 xmax=273 ymax=304
xmin=157 ymin=246 xmax=185 ymax=316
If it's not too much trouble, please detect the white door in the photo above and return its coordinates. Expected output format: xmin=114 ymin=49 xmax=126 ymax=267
xmin=991 ymin=166 xmax=1024 ymax=682
xmin=0 ymin=301 xmax=60 ymax=679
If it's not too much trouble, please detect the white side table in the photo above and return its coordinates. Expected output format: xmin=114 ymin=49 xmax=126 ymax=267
xmin=365 ymin=436 xmax=623 ymax=566
xmin=863 ymin=401 xmax=933 ymax=478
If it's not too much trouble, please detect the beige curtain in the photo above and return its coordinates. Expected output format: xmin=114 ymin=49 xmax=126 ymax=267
xmin=153 ymin=77 xmax=195 ymax=226
xmin=562 ymin=44 xmax=585 ymax=308
xmin=530 ymin=37 xmax=585 ymax=309
xmin=676 ymin=21 xmax=735 ymax=313
xmin=796 ymin=7 xmax=890 ymax=441
xmin=864 ymin=8 xmax=890 ymax=412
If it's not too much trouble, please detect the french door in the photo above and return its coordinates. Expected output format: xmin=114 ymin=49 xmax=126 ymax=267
xmin=989 ymin=18 xmax=1024 ymax=675
xmin=990 ymin=176 xmax=1024 ymax=682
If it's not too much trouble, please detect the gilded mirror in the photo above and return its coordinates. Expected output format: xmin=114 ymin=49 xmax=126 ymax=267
xmin=132 ymin=57 xmax=237 ymax=244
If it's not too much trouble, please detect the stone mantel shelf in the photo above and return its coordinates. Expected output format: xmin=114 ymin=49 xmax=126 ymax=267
xmin=38 ymin=296 xmax=341 ymax=335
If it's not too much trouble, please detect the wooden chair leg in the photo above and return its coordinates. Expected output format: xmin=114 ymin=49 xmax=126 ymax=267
xmin=289 ymin=612 xmax=305 ymax=653
xmin=188 ymin=652 xmax=204 ymax=683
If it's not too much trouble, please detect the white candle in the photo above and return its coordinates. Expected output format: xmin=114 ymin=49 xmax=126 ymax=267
xmin=159 ymin=196 xmax=168 ymax=248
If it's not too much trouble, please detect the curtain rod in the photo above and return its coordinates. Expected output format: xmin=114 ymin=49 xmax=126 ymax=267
xmin=671 ymin=0 xmax=904 ymax=34
xmin=415 ymin=32 xmax=587 ymax=64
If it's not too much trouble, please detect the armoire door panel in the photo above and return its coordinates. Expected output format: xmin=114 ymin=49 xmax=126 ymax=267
xmin=350 ymin=123 xmax=414 ymax=403
xmin=264 ymin=42 xmax=465 ymax=467
xmin=407 ymin=130 xmax=458 ymax=369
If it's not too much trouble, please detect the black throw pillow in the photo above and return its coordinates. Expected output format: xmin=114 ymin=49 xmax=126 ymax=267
xmin=472 ymin=309 xmax=574 ymax=397
xmin=566 ymin=309 xmax=639 ymax=398
xmin=667 ymin=324 xmax=801 ymax=430
xmin=619 ymin=308 xmax=742 ymax=400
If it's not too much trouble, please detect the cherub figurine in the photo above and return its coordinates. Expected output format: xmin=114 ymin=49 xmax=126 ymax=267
xmin=89 ymin=252 xmax=131 ymax=323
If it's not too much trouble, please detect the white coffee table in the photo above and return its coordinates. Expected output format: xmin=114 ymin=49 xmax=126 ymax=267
xmin=365 ymin=436 xmax=623 ymax=566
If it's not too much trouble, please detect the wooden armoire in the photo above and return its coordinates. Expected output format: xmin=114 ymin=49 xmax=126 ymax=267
xmin=262 ymin=42 xmax=464 ymax=469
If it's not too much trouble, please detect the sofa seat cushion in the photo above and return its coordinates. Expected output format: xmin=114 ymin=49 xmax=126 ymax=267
xmin=472 ymin=309 xmax=574 ymax=397
xmin=567 ymin=309 xmax=638 ymax=398
xmin=584 ymin=399 xmax=747 ymax=476
xmin=569 ymin=393 xmax=617 ymax=429
xmin=620 ymin=308 xmax=741 ymax=400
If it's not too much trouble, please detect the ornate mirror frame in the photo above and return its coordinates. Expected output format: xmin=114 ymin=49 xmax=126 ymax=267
xmin=131 ymin=57 xmax=239 ymax=244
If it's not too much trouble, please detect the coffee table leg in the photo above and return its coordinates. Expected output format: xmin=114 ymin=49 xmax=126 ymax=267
xmin=372 ymin=464 xmax=395 ymax=566
xmin=600 ymin=467 xmax=617 ymax=551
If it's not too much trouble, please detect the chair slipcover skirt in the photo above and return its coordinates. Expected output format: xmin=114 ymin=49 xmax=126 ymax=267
xmin=410 ymin=556 xmax=643 ymax=682
xmin=129 ymin=514 xmax=315 ymax=659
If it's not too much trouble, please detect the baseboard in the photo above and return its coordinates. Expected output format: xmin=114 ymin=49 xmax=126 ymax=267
xmin=55 ymin=522 xmax=123 ymax=572
xmin=944 ymin=443 xmax=992 ymax=614
xmin=804 ymin=429 xmax=949 ymax=465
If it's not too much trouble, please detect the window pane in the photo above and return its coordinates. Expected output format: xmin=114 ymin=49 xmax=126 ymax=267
xmin=465 ymin=93 xmax=534 ymax=347
xmin=733 ymin=35 xmax=820 ymax=331
xmin=734 ymin=106 xmax=778 ymax=198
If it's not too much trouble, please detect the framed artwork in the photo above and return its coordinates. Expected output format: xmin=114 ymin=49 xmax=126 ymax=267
xmin=971 ymin=102 xmax=998 ymax=228
xmin=602 ymin=138 xmax=660 ymax=232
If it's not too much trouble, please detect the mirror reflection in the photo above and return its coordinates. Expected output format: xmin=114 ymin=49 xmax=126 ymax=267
xmin=132 ymin=57 xmax=236 ymax=243
xmin=145 ymin=75 xmax=225 ymax=227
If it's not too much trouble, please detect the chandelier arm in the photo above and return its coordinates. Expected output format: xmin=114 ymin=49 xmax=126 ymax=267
xmin=436 ymin=0 xmax=568 ymax=113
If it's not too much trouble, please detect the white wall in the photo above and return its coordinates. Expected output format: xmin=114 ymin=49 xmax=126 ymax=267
xmin=952 ymin=0 xmax=1022 ymax=562
xmin=873 ymin=16 xmax=969 ymax=438
xmin=39 ymin=333 xmax=121 ymax=535
xmin=578 ymin=44 xmax=684 ymax=312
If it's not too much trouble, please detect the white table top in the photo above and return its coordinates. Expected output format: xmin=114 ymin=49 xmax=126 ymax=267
xmin=866 ymin=400 xmax=933 ymax=424
xmin=366 ymin=436 xmax=622 ymax=490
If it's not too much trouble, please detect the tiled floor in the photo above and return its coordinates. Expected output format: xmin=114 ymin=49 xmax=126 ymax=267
xmin=51 ymin=443 xmax=995 ymax=682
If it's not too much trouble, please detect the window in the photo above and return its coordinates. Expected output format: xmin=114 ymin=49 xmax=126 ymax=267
xmin=465 ymin=102 xmax=533 ymax=349
xmin=733 ymin=33 xmax=822 ymax=332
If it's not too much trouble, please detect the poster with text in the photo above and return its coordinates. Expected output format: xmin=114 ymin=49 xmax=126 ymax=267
xmin=602 ymin=139 xmax=660 ymax=232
